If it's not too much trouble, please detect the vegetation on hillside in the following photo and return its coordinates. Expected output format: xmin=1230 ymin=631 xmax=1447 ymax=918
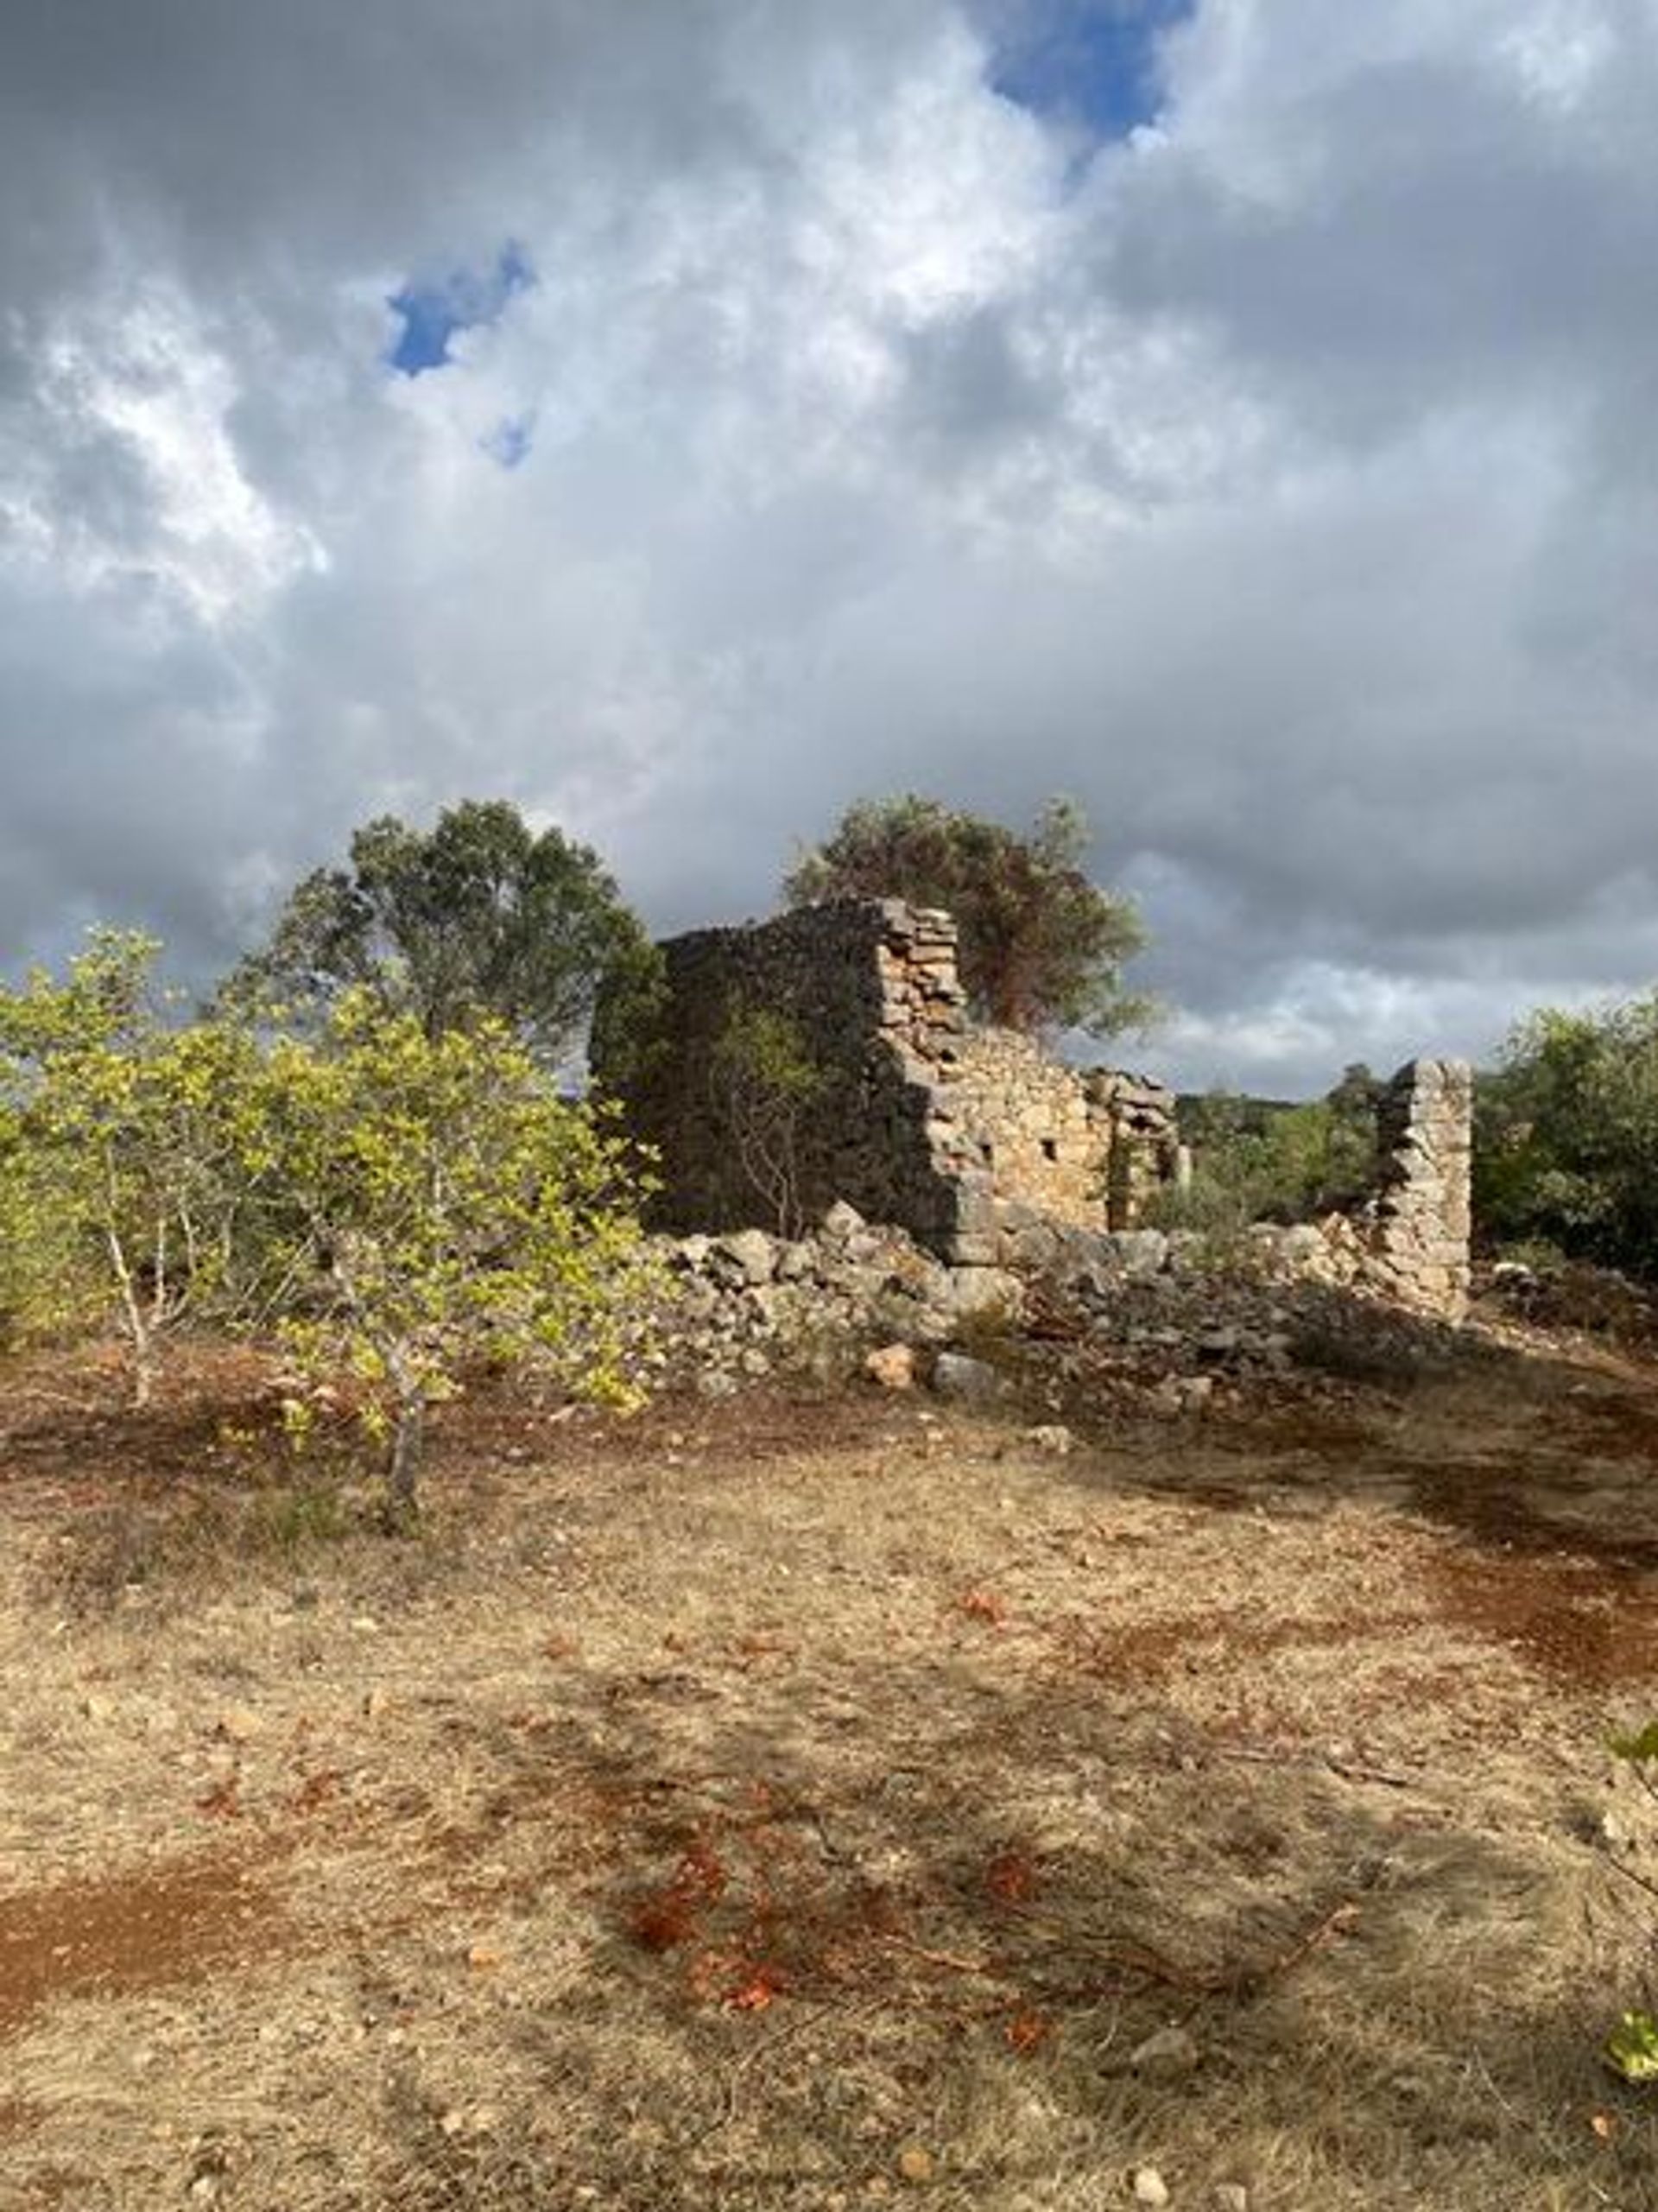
xmin=1153 ymin=1064 xmax=1383 ymax=1236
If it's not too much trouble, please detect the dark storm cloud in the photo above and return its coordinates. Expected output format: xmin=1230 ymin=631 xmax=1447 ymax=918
xmin=1 ymin=0 xmax=1655 ymax=1093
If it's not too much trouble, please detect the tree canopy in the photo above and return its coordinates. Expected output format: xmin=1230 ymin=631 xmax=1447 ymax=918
xmin=0 ymin=931 xmax=268 ymax=1398
xmin=783 ymin=794 xmax=1150 ymax=1038
xmin=1476 ymin=995 xmax=1658 ymax=1275
xmin=225 ymin=799 xmax=660 ymax=1068
xmin=0 ymin=929 xmax=655 ymax=1512
xmin=250 ymin=992 xmax=652 ymax=1520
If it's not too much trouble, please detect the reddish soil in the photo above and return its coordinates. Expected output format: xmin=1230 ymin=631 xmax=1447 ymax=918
xmin=0 ymin=1847 xmax=285 ymax=2042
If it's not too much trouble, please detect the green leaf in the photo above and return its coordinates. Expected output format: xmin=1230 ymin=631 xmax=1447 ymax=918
xmin=1606 ymin=2011 xmax=1658 ymax=2082
xmin=1609 ymin=1722 xmax=1658 ymax=1765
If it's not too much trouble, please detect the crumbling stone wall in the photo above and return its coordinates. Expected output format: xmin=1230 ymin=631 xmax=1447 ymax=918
xmin=601 ymin=901 xmax=953 ymax=1245
xmin=936 ymin=1029 xmax=1108 ymax=1226
xmin=1087 ymin=1069 xmax=1185 ymax=1228
xmin=597 ymin=898 xmax=1178 ymax=1262
xmin=1358 ymin=1059 xmax=1474 ymax=1321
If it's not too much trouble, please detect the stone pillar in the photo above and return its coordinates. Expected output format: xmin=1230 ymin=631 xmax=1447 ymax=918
xmin=1362 ymin=1059 xmax=1473 ymax=1321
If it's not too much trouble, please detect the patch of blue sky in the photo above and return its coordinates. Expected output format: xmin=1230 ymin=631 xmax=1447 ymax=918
xmin=482 ymin=415 xmax=535 ymax=470
xmin=387 ymin=240 xmax=534 ymax=377
xmin=988 ymin=0 xmax=1197 ymax=143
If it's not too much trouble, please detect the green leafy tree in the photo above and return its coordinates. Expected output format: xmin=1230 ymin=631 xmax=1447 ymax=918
xmin=1160 ymin=1069 xmax=1382 ymax=1237
xmin=0 ymin=934 xmax=268 ymax=1402
xmin=1477 ymin=997 xmax=1658 ymax=1273
xmin=225 ymin=799 xmax=661 ymax=1068
xmin=247 ymin=993 xmax=655 ymax=1523
xmin=1324 ymin=1062 xmax=1384 ymax=1201
xmin=784 ymin=794 xmax=1151 ymax=1038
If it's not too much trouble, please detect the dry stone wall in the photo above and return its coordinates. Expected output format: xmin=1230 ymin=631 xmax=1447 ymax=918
xmin=597 ymin=902 xmax=1471 ymax=1322
xmin=597 ymin=897 xmax=1178 ymax=1264
xmin=1358 ymin=1059 xmax=1474 ymax=1320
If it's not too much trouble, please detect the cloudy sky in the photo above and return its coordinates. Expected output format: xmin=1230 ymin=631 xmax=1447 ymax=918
xmin=3 ymin=0 xmax=1654 ymax=1093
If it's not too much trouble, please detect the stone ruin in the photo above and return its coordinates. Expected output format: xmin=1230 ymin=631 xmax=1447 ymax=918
xmin=596 ymin=897 xmax=1474 ymax=1326
xmin=1359 ymin=1057 xmax=1474 ymax=1321
xmin=595 ymin=897 xmax=1180 ymax=1267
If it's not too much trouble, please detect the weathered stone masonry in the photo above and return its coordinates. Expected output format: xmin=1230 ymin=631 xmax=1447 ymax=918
xmin=598 ymin=898 xmax=1179 ymax=1264
xmin=598 ymin=898 xmax=1475 ymax=1321
xmin=1360 ymin=1058 xmax=1474 ymax=1321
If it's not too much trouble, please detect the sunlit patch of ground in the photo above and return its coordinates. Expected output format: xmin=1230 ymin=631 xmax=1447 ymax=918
xmin=4 ymin=1329 xmax=1658 ymax=2209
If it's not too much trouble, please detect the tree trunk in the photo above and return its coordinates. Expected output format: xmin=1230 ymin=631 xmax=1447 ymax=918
xmin=106 ymin=1226 xmax=154 ymax=1408
xmin=383 ymin=1351 xmax=426 ymax=1531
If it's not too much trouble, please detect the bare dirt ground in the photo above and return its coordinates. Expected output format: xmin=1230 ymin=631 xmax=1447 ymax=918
xmin=6 ymin=1313 xmax=1658 ymax=2209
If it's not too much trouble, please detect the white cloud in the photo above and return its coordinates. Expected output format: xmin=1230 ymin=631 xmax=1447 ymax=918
xmin=1 ymin=0 xmax=1655 ymax=1094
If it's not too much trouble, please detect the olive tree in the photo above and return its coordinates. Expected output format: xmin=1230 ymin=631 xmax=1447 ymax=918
xmin=785 ymin=794 xmax=1152 ymax=1039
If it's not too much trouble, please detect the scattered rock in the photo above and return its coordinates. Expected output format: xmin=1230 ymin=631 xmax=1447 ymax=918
xmin=865 ymin=1344 xmax=917 ymax=1391
xmin=896 ymin=2145 xmax=935 ymax=2185
xmin=1150 ymin=1375 xmax=1214 ymax=1417
xmin=1112 ymin=1230 xmax=1170 ymax=1278
xmin=217 ymin=1706 xmax=264 ymax=1745
xmin=1130 ymin=2169 xmax=1171 ymax=2208
xmin=931 ymin=1352 xmax=1005 ymax=1403
xmin=1128 ymin=2024 xmax=1200 ymax=2076
xmin=713 ymin=1229 xmax=777 ymax=1286
xmin=937 ymin=1266 xmax=1025 ymax=1322
xmin=1025 ymin=1423 xmax=1074 ymax=1456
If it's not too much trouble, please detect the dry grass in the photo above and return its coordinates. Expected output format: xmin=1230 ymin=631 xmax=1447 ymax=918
xmin=5 ymin=1328 xmax=1658 ymax=2208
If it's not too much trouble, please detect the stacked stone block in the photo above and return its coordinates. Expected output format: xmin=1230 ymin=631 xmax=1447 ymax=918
xmin=1359 ymin=1059 xmax=1474 ymax=1321
xmin=1085 ymin=1069 xmax=1183 ymax=1229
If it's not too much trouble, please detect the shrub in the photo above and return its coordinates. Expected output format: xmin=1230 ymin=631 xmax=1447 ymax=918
xmin=706 ymin=1000 xmax=824 ymax=1239
xmin=0 ymin=933 xmax=272 ymax=1400
xmin=1477 ymin=997 xmax=1658 ymax=1277
xmin=246 ymin=992 xmax=657 ymax=1523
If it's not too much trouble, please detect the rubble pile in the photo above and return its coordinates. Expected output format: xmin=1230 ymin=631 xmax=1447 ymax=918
xmin=641 ymin=1202 xmax=1465 ymax=1409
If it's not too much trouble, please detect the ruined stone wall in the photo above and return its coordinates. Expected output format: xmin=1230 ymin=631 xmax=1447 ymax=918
xmin=598 ymin=900 xmax=961 ymax=1245
xmin=939 ymin=1029 xmax=1109 ymax=1229
xmin=597 ymin=898 xmax=1179 ymax=1261
xmin=598 ymin=901 xmax=1471 ymax=1318
xmin=1085 ymin=1069 xmax=1183 ymax=1229
xmin=1358 ymin=1059 xmax=1474 ymax=1321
